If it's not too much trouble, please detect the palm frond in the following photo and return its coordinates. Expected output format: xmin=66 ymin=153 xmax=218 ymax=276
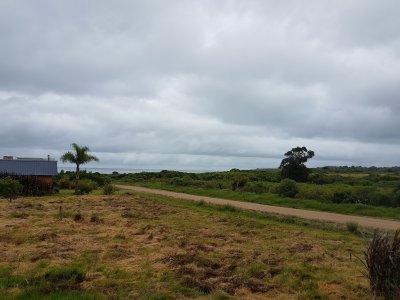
xmin=60 ymin=151 xmax=77 ymax=163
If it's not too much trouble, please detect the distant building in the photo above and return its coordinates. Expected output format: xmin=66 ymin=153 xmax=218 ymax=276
xmin=0 ymin=155 xmax=58 ymax=185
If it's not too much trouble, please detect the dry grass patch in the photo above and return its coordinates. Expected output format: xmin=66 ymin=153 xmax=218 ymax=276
xmin=0 ymin=192 xmax=371 ymax=299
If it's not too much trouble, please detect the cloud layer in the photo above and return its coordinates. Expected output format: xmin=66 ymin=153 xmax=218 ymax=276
xmin=1 ymin=1 xmax=400 ymax=169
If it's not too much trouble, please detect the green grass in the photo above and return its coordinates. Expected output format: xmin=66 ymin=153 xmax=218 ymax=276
xmin=119 ymin=181 xmax=400 ymax=220
xmin=0 ymin=264 xmax=102 ymax=300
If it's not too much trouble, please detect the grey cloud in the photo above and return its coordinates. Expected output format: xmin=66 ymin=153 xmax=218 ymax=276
xmin=0 ymin=1 xmax=400 ymax=169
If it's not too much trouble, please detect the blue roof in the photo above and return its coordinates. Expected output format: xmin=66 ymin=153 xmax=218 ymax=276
xmin=0 ymin=159 xmax=58 ymax=176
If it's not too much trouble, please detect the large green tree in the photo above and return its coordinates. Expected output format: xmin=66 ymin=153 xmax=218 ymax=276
xmin=279 ymin=146 xmax=314 ymax=182
xmin=61 ymin=143 xmax=99 ymax=193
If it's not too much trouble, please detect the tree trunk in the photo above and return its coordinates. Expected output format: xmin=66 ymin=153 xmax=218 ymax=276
xmin=75 ymin=164 xmax=80 ymax=194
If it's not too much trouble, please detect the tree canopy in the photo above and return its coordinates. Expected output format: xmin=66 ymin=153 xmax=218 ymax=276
xmin=61 ymin=143 xmax=99 ymax=193
xmin=279 ymin=146 xmax=315 ymax=182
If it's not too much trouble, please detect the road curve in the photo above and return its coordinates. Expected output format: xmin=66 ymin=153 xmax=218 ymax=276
xmin=116 ymin=185 xmax=400 ymax=231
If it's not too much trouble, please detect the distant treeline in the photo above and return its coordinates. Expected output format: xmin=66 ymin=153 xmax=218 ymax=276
xmin=317 ymin=166 xmax=400 ymax=172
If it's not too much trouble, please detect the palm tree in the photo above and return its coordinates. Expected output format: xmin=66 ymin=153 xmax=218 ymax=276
xmin=61 ymin=143 xmax=99 ymax=193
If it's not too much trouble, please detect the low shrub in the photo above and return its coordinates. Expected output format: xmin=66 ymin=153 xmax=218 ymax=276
xmin=74 ymin=213 xmax=84 ymax=222
xmin=369 ymin=191 xmax=395 ymax=207
xmin=243 ymin=182 xmax=269 ymax=194
xmin=394 ymin=191 xmax=400 ymax=207
xmin=103 ymin=184 xmax=115 ymax=195
xmin=346 ymin=222 xmax=359 ymax=233
xmin=363 ymin=230 xmax=400 ymax=299
xmin=0 ymin=177 xmax=23 ymax=202
xmin=0 ymin=173 xmax=51 ymax=196
xmin=44 ymin=265 xmax=86 ymax=290
xmin=231 ymin=176 xmax=248 ymax=191
xmin=332 ymin=191 xmax=353 ymax=204
xmin=169 ymin=177 xmax=191 ymax=187
xmin=296 ymin=184 xmax=334 ymax=202
xmin=75 ymin=179 xmax=97 ymax=194
xmin=90 ymin=214 xmax=102 ymax=223
xmin=57 ymin=175 xmax=72 ymax=189
xmin=277 ymin=179 xmax=298 ymax=198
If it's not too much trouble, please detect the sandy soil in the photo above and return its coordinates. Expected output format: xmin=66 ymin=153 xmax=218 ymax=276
xmin=116 ymin=185 xmax=400 ymax=231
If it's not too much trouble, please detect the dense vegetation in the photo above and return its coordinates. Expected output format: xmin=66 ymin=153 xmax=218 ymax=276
xmin=0 ymin=173 xmax=53 ymax=197
xmin=112 ymin=167 xmax=400 ymax=219
xmin=54 ymin=170 xmax=111 ymax=194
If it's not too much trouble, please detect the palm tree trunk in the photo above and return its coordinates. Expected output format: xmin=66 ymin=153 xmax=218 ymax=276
xmin=75 ymin=164 xmax=80 ymax=194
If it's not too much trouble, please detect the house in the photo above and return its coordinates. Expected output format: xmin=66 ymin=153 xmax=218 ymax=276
xmin=0 ymin=155 xmax=58 ymax=185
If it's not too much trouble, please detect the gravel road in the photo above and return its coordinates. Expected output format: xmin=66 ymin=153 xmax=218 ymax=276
xmin=116 ymin=185 xmax=400 ymax=231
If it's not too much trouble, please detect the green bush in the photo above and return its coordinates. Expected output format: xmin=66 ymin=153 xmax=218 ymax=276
xmin=57 ymin=175 xmax=72 ymax=189
xmin=296 ymin=184 xmax=334 ymax=202
xmin=0 ymin=173 xmax=52 ymax=196
xmin=75 ymin=179 xmax=97 ymax=194
xmin=103 ymin=184 xmax=115 ymax=195
xmin=332 ymin=191 xmax=353 ymax=204
xmin=243 ymin=182 xmax=268 ymax=194
xmin=364 ymin=230 xmax=400 ymax=299
xmin=231 ymin=176 xmax=248 ymax=191
xmin=277 ymin=179 xmax=299 ymax=198
xmin=0 ymin=177 xmax=23 ymax=202
xmin=394 ymin=191 xmax=400 ymax=207
xmin=369 ymin=191 xmax=395 ymax=207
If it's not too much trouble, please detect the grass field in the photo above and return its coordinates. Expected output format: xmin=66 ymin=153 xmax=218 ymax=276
xmin=0 ymin=190 xmax=372 ymax=299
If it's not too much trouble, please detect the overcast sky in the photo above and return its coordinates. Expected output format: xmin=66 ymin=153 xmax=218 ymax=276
xmin=1 ymin=1 xmax=400 ymax=170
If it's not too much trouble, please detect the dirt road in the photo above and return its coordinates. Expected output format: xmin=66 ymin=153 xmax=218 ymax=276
xmin=116 ymin=185 xmax=400 ymax=231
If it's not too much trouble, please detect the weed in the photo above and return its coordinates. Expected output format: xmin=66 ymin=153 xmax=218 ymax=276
xmin=0 ymin=266 xmax=25 ymax=289
xmin=44 ymin=265 xmax=85 ymax=285
xmin=121 ymin=210 xmax=140 ymax=218
xmin=89 ymin=214 xmax=102 ymax=223
xmin=363 ymin=229 xmax=400 ymax=299
xmin=219 ymin=205 xmax=238 ymax=212
xmin=11 ymin=212 xmax=29 ymax=219
xmin=346 ymin=222 xmax=359 ymax=233
xmin=196 ymin=200 xmax=206 ymax=206
xmin=211 ymin=290 xmax=231 ymax=300
xmin=103 ymin=184 xmax=115 ymax=195
xmin=73 ymin=213 xmax=83 ymax=222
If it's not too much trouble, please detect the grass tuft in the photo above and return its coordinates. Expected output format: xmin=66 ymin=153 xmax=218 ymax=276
xmin=363 ymin=229 xmax=400 ymax=299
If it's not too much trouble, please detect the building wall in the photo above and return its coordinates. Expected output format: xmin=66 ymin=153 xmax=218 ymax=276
xmin=38 ymin=176 xmax=53 ymax=186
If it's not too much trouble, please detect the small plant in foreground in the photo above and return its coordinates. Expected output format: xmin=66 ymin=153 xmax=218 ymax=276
xmin=346 ymin=222 xmax=359 ymax=233
xmin=74 ymin=213 xmax=84 ymax=222
xmin=103 ymin=183 xmax=115 ymax=195
xmin=90 ymin=214 xmax=102 ymax=223
xmin=363 ymin=229 xmax=400 ymax=299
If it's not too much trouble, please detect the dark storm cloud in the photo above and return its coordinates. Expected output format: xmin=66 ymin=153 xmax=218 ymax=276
xmin=0 ymin=0 xmax=400 ymax=168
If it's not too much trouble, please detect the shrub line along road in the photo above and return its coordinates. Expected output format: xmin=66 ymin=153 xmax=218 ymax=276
xmin=116 ymin=185 xmax=400 ymax=231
